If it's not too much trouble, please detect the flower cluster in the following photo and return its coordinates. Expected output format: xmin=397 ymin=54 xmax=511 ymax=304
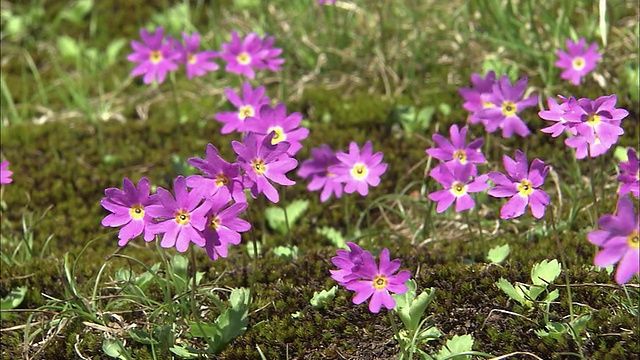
xmin=425 ymin=124 xmax=488 ymax=213
xmin=539 ymin=94 xmax=628 ymax=159
xmin=298 ymin=141 xmax=387 ymax=202
xmin=588 ymin=196 xmax=639 ymax=284
xmin=127 ymin=27 xmax=283 ymax=84
xmin=459 ymin=72 xmax=538 ymax=138
xmin=555 ymin=38 xmax=601 ymax=86
xmin=0 ymin=161 xmax=12 ymax=184
xmin=331 ymin=242 xmax=411 ymax=313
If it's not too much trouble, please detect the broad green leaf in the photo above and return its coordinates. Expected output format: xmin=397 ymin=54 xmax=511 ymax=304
xmin=188 ymin=322 xmax=219 ymax=338
xmin=416 ymin=106 xmax=435 ymax=129
xmin=102 ymin=338 xmax=131 ymax=360
xmin=310 ymin=286 xmax=337 ymax=310
xmin=58 ymin=0 xmax=93 ymax=24
xmin=0 ymin=286 xmax=26 ymax=310
xmin=438 ymin=103 xmax=452 ymax=117
xmin=393 ymin=280 xmax=436 ymax=331
xmin=246 ymin=241 xmax=262 ymax=258
xmin=486 ymin=244 xmax=510 ymax=264
xmin=317 ymin=226 xmax=346 ymax=248
xmin=57 ymin=36 xmax=81 ymax=60
xmin=543 ymin=289 xmax=559 ymax=303
xmin=496 ymin=278 xmax=527 ymax=306
xmin=169 ymin=345 xmax=200 ymax=359
xmin=568 ymin=314 xmax=592 ymax=341
xmin=105 ymin=39 xmax=127 ymax=67
xmin=531 ymin=259 xmax=561 ymax=286
xmin=171 ymin=253 xmax=189 ymax=281
xmin=434 ymin=334 xmax=474 ymax=360
xmin=264 ymin=200 xmax=309 ymax=234
xmin=272 ymin=245 xmax=299 ymax=260
xmin=128 ymin=329 xmax=159 ymax=345
xmin=613 ymin=146 xmax=630 ymax=163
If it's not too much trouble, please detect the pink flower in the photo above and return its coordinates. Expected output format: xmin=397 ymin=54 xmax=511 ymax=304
xmin=587 ymin=196 xmax=639 ymax=284
xmin=214 ymin=82 xmax=270 ymax=134
xmin=555 ymin=38 xmax=601 ymax=86
xmin=126 ymin=27 xmax=179 ymax=84
xmin=219 ymin=31 xmax=266 ymax=79
xmin=172 ymin=32 xmax=219 ymax=79
xmin=100 ymin=177 xmax=158 ymax=246
xmin=618 ymin=148 xmax=640 ymax=198
xmin=428 ymin=162 xmax=488 ymax=213
xmin=244 ymin=103 xmax=309 ymax=156
xmin=1 ymin=161 xmax=13 ymax=184
xmin=329 ymin=141 xmax=387 ymax=196
xmin=298 ymin=144 xmax=343 ymax=202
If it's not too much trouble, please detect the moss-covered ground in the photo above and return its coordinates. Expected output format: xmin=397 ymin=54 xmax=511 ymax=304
xmin=1 ymin=0 xmax=638 ymax=359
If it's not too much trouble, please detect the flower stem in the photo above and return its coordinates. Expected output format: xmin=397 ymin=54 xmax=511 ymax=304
xmin=388 ymin=311 xmax=409 ymax=359
xmin=463 ymin=211 xmax=476 ymax=260
xmin=549 ymin=207 xmax=585 ymax=359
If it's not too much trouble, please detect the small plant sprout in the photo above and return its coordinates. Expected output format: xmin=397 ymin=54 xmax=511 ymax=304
xmin=496 ymin=259 xmax=562 ymax=309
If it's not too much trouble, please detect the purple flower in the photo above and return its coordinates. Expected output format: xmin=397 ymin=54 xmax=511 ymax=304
xmin=232 ymin=132 xmax=298 ymax=203
xmin=244 ymin=103 xmax=309 ymax=156
xmin=214 ymin=82 xmax=270 ymax=134
xmin=329 ymin=141 xmax=387 ymax=196
xmin=100 ymin=177 xmax=158 ymax=246
xmin=538 ymin=95 xmax=578 ymax=138
xmin=563 ymin=95 xmax=627 ymax=158
xmin=126 ymin=27 xmax=179 ymax=84
xmin=555 ymin=38 xmax=601 ymax=86
xmin=1 ymin=161 xmax=12 ymax=184
xmin=146 ymin=176 xmax=209 ymax=252
xmin=476 ymin=75 xmax=538 ymax=138
xmin=186 ymin=143 xmax=246 ymax=203
xmin=219 ymin=31 xmax=266 ymax=79
xmin=340 ymin=247 xmax=411 ymax=313
xmin=173 ymin=32 xmax=219 ymax=79
xmin=298 ymin=144 xmax=344 ymax=202
xmin=318 ymin=0 xmax=336 ymax=4
xmin=488 ymin=150 xmax=550 ymax=219
xmin=330 ymin=242 xmax=365 ymax=285
xmin=587 ymin=196 xmax=639 ymax=284
xmin=428 ymin=163 xmax=489 ymax=213
xmin=201 ymin=191 xmax=251 ymax=261
xmin=618 ymin=148 xmax=640 ymax=198
xmin=459 ymin=70 xmax=497 ymax=124
xmin=425 ymin=124 xmax=486 ymax=169
xmin=257 ymin=34 xmax=284 ymax=72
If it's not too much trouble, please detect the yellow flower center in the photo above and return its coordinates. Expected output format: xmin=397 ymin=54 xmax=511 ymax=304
xmin=628 ymin=231 xmax=639 ymax=249
xmin=129 ymin=204 xmax=145 ymax=220
xmin=350 ymin=163 xmax=368 ymax=180
xmin=237 ymin=52 xmax=251 ymax=65
xmin=149 ymin=50 xmax=162 ymax=64
xmin=268 ymin=127 xmax=286 ymax=144
xmin=252 ymin=159 xmax=266 ymax=175
xmin=450 ymin=181 xmax=467 ymax=196
xmin=501 ymin=101 xmax=517 ymax=117
xmin=208 ymin=215 xmax=221 ymax=230
xmin=373 ymin=275 xmax=388 ymax=290
xmin=572 ymin=57 xmax=586 ymax=71
xmin=174 ymin=209 xmax=191 ymax=226
xmin=187 ymin=53 xmax=196 ymax=64
xmin=517 ymin=179 xmax=534 ymax=196
xmin=238 ymin=105 xmax=254 ymax=120
xmin=215 ymin=173 xmax=230 ymax=187
xmin=587 ymin=113 xmax=601 ymax=126
xmin=453 ymin=149 xmax=467 ymax=164
xmin=482 ymin=100 xmax=494 ymax=109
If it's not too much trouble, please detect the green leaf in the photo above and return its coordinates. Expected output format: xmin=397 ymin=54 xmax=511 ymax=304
xmin=246 ymin=241 xmax=262 ymax=258
xmin=169 ymin=345 xmax=200 ymax=359
xmin=171 ymin=253 xmax=189 ymax=281
xmin=486 ymin=244 xmax=510 ymax=264
xmin=128 ymin=329 xmax=159 ymax=345
xmin=438 ymin=103 xmax=452 ymax=117
xmin=613 ymin=146 xmax=630 ymax=163
xmin=310 ymin=286 xmax=337 ymax=310
xmin=543 ymin=289 xmax=559 ymax=303
xmin=102 ymin=338 xmax=131 ymax=360
xmin=415 ymin=106 xmax=435 ymax=129
xmin=531 ymin=259 xmax=561 ymax=286
xmin=496 ymin=278 xmax=528 ymax=306
xmin=568 ymin=313 xmax=592 ymax=341
xmin=392 ymin=280 xmax=436 ymax=331
xmin=58 ymin=0 xmax=93 ymax=24
xmin=57 ymin=36 xmax=81 ymax=60
xmin=434 ymin=334 xmax=474 ymax=360
xmin=105 ymin=39 xmax=127 ymax=67
xmin=0 ymin=286 xmax=26 ymax=310
xmin=271 ymin=245 xmax=299 ymax=260
xmin=317 ymin=226 xmax=346 ymax=248
xmin=264 ymin=200 xmax=309 ymax=234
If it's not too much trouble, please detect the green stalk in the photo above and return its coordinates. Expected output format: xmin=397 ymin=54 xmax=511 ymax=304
xmin=388 ymin=311 xmax=409 ymax=359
